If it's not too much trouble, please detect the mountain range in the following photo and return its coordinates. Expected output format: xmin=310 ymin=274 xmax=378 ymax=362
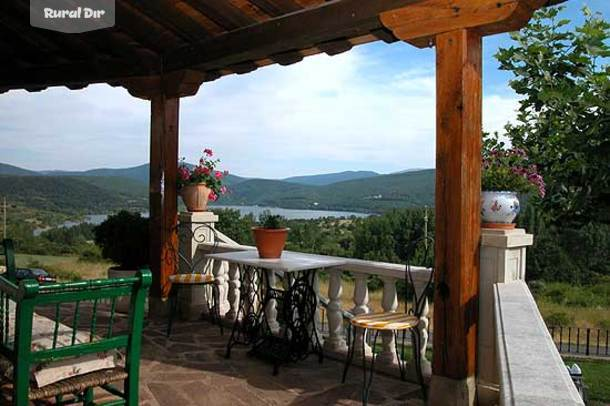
xmin=0 ymin=163 xmax=434 ymax=213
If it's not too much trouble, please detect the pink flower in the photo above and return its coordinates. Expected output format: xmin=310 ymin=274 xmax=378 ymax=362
xmin=220 ymin=185 xmax=228 ymax=195
xmin=208 ymin=191 xmax=218 ymax=201
xmin=215 ymin=171 xmax=223 ymax=180
xmin=202 ymin=167 xmax=211 ymax=175
xmin=179 ymin=167 xmax=190 ymax=181
xmin=203 ymin=148 xmax=213 ymax=157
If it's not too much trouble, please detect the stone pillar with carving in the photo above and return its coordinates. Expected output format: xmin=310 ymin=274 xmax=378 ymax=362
xmin=478 ymin=228 xmax=533 ymax=402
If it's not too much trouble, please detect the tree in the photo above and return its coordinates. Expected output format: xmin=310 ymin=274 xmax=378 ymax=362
xmin=496 ymin=6 xmax=610 ymax=224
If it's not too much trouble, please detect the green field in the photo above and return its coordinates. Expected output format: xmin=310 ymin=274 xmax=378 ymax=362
xmin=563 ymin=357 xmax=610 ymax=405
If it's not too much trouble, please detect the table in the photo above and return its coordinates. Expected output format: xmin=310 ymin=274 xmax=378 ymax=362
xmin=206 ymin=250 xmax=346 ymax=374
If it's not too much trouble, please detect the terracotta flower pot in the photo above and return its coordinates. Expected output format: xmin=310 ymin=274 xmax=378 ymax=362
xmin=481 ymin=191 xmax=520 ymax=229
xmin=252 ymin=227 xmax=289 ymax=258
xmin=181 ymin=184 xmax=211 ymax=212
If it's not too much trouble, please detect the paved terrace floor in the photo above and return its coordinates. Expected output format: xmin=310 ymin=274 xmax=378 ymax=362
xmin=2 ymin=303 xmax=423 ymax=405
xmin=137 ymin=318 xmax=423 ymax=405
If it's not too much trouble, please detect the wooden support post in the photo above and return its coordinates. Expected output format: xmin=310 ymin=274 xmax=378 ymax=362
xmin=429 ymin=28 xmax=482 ymax=405
xmin=149 ymin=95 xmax=179 ymax=302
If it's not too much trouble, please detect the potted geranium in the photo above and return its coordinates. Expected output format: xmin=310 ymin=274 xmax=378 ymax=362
xmin=252 ymin=212 xmax=289 ymax=258
xmin=482 ymin=135 xmax=545 ymax=228
xmin=94 ymin=211 xmax=149 ymax=312
xmin=178 ymin=148 xmax=228 ymax=212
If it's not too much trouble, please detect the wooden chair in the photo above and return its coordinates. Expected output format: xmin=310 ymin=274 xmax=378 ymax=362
xmin=166 ymin=222 xmax=223 ymax=337
xmin=342 ymin=235 xmax=434 ymax=405
xmin=0 ymin=239 xmax=151 ymax=405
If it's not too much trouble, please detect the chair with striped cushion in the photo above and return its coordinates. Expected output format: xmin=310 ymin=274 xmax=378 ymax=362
xmin=342 ymin=235 xmax=434 ymax=405
xmin=166 ymin=222 xmax=223 ymax=337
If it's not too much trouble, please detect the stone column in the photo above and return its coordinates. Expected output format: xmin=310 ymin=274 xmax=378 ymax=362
xmin=177 ymin=211 xmax=220 ymax=320
xmin=477 ymin=228 xmax=533 ymax=404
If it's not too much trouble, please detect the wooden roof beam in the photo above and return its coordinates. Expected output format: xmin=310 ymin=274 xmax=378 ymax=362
xmin=165 ymin=0 xmax=423 ymax=72
xmin=380 ymin=0 xmax=566 ymax=48
xmin=0 ymin=61 xmax=161 ymax=91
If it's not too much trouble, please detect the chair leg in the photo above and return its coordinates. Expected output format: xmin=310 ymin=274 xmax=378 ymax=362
xmin=342 ymin=324 xmax=356 ymax=383
xmin=83 ymin=387 xmax=94 ymax=406
xmin=362 ymin=330 xmax=380 ymax=406
xmin=411 ymin=328 xmax=427 ymax=401
xmin=167 ymin=286 xmax=178 ymax=337
xmin=394 ymin=330 xmax=406 ymax=381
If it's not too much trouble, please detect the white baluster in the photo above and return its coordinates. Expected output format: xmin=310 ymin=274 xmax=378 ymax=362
xmin=417 ymin=296 xmax=432 ymax=377
xmin=265 ymin=269 xmax=280 ymax=333
xmin=226 ymin=263 xmax=240 ymax=321
xmin=351 ymin=273 xmax=371 ymax=356
xmin=313 ymin=271 xmax=323 ymax=345
xmin=212 ymin=259 xmax=230 ymax=316
xmin=378 ymin=276 xmax=399 ymax=365
xmin=324 ymin=269 xmax=347 ymax=352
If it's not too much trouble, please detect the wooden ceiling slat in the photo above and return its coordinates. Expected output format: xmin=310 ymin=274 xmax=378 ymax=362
xmin=116 ymin=1 xmax=186 ymax=51
xmin=174 ymin=2 xmax=226 ymax=36
xmin=249 ymin=0 xmax=302 ymax=17
xmin=183 ymin=0 xmax=258 ymax=30
xmin=229 ymin=0 xmax=274 ymax=21
xmin=125 ymin=0 xmax=212 ymax=43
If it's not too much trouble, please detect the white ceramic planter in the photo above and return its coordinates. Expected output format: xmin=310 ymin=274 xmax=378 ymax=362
xmin=481 ymin=191 xmax=520 ymax=227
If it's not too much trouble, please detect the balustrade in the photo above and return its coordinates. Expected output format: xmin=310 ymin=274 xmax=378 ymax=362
xmin=193 ymin=237 xmax=433 ymax=381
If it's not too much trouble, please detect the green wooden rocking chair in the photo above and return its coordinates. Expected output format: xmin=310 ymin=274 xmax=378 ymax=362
xmin=0 ymin=239 xmax=151 ymax=405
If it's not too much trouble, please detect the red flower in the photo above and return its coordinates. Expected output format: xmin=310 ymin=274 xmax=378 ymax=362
xmin=220 ymin=185 xmax=228 ymax=195
xmin=203 ymin=148 xmax=213 ymax=157
xmin=215 ymin=171 xmax=223 ymax=180
xmin=208 ymin=191 xmax=218 ymax=201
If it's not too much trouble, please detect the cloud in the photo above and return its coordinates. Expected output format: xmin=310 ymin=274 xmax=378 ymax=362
xmin=0 ymin=43 xmax=520 ymax=177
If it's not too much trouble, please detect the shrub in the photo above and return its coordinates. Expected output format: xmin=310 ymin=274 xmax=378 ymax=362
xmin=94 ymin=211 xmax=149 ymax=269
xmin=545 ymin=311 xmax=574 ymax=327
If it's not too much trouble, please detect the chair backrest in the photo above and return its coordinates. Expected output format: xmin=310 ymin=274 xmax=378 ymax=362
xmin=1 ymin=239 xmax=16 ymax=281
xmin=0 ymin=269 xmax=151 ymax=394
xmin=175 ymin=222 xmax=219 ymax=274
xmin=405 ymin=235 xmax=434 ymax=318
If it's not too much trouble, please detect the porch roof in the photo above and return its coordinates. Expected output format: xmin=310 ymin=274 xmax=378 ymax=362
xmin=0 ymin=0 xmax=563 ymax=95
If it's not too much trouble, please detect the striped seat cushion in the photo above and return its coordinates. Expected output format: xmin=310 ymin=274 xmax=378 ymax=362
xmin=168 ymin=274 xmax=214 ymax=284
xmin=351 ymin=312 xmax=419 ymax=331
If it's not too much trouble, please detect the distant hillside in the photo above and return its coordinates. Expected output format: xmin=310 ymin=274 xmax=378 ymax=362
xmin=283 ymin=171 xmax=379 ymax=186
xmin=42 ymin=164 xmax=150 ymax=183
xmin=0 ymin=162 xmax=434 ymax=214
xmin=0 ymin=175 xmax=148 ymax=214
xmin=0 ymin=163 xmax=39 ymax=176
xmin=222 ymin=169 xmax=435 ymax=212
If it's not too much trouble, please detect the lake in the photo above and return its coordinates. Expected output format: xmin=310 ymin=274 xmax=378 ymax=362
xmin=34 ymin=206 xmax=369 ymax=235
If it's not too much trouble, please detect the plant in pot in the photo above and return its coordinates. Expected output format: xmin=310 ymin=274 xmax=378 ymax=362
xmin=94 ymin=211 xmax=149 ymax=312
xmin=178 ymin=148 xmax=229 ymax=212
xmin=482 ymin=134 xmax=545 ymax=228
xmin=252 ymin=212 xmax=289 ymax=258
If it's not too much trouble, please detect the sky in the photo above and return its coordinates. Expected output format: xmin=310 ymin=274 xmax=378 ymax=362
xmin=0 ymin=1 xmax=608 ymax=179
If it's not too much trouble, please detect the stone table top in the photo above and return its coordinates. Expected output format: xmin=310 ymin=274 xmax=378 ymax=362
xmin=206 ymin=250 xmax=347 ymax=272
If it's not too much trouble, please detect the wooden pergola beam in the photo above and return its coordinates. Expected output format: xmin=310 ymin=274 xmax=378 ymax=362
xmin=380 ymin=0 xmax=556 ymax=47
xmin=149 ymin=94 xmax=180 ymax=300
xmin=164 ymin=0 xmax=421 ymax=72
